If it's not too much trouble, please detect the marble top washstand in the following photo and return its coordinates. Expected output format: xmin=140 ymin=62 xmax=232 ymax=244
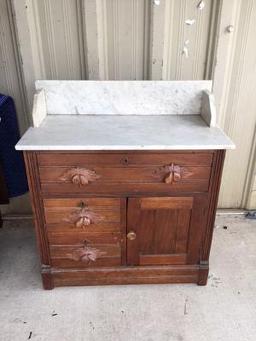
xmin=16 ymin=81 xmax=235 ymax=151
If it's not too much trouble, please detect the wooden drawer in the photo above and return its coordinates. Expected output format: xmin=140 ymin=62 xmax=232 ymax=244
xmin=47 ymin=230 xmax=120 ymax=245
xmin=43 ymin=198 xmax=123 ymax=233
xmin=38 ymin=152 xmax=213 ymax=166
xmin=38 ymin=152 xmax=213 ymax=194
xmin=44 ymin=197 xmax=125 ymax=268
xmin=49 ymin=236 xmax=121 ymax=268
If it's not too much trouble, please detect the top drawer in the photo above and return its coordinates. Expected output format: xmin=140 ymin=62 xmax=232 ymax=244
xmin=37 ymin=152 xmax=213 ymax=195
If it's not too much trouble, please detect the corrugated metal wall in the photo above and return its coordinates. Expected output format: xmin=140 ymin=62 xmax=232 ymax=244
xmin=0 ymin=0 xmax=256 ymax=213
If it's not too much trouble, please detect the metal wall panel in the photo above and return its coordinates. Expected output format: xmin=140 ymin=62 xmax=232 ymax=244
xmin=213 ymin=0 xmax=256 ymax=208
xmin=160 ymin=0 xmax=218 ymax=80
xmin=0 ymin=0 xmax=29 ymax=134
xmin=0 ymin=0 xmax=32 ymax=215
xmin=29 ymin=0 xmax=217 ymax=81
xmin=1 ymin=0 xmax=256 ymax=211
xmin=32 ymin=0 xmax=85 ymax=79
xmin=102 ymin=0 xmax=148 ymax=79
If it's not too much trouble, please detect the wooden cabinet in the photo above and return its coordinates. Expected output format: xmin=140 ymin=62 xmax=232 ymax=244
xmin=24 ymin=150 xmax=225 ymax=289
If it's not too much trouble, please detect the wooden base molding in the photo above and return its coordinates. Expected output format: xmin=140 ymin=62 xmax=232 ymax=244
xmin=47 ymin=265 xmax=199 ymax=288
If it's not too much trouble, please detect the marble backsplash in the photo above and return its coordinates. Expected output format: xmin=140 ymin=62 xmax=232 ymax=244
xmin=35 ymin=80 xmax=212 ymax=116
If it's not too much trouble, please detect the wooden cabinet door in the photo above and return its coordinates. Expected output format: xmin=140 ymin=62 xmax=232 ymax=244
xmin=127 ymin=196 xmax=208 ymax=266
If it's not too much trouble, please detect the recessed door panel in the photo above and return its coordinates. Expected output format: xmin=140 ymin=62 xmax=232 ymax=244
xmin=127 ymin=196 xmax=207 ymax=266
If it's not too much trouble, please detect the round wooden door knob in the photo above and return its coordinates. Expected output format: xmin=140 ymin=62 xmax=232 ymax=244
xmin=127 ymin=231 xmax=136 ymax=240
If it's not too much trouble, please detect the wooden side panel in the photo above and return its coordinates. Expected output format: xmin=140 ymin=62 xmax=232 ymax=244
xmin=23 ymin=151 xmax=53 ymax=289
xmin=198 ymin=150 xmax=226 ymax=285
xmin=202 ymin=150 xmax=226 ymax=260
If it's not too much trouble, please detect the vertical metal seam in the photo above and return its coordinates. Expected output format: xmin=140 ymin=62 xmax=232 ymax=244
xmin=76 ymin=0 xmax=87 ymax=79
xmin=44 ymin=0 xmax=58 ymax=78
xmin=5 ymin=0 xmax=31 ymax=127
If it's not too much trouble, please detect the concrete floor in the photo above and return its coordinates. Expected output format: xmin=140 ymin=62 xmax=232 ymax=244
xmin=0 ymin=215 xmax=255 ymax=341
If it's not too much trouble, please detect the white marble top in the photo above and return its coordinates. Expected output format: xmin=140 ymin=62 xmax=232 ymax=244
xmin=16 ymin=115 xmax=234 ymax=151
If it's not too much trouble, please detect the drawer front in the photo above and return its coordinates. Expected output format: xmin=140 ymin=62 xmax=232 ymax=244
xmin=44 ymin=198 xmax=125 ymax=268
xmin=38 ymin=152 xmax=213 ymax=194
xmin=44 ymin=198 xmax=122 ymax=233
xmin=49 ymin=234 xmax=122 ymax=268
xmin=38 ymin=152 xmax=213 ymax=166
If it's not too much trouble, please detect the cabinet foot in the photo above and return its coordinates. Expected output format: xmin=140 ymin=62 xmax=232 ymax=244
xmin=198 ymin=261 xmax=209 ymax=286
xmin=41 ymin=266 xmax=54 ymax=290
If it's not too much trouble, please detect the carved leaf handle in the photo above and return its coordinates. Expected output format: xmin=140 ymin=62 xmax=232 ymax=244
xmin=164 ymin=163 xmax=181 ymax=184
xmin=63 ymin=205 xmax=102 ymax=229
xmin=153 ymin=163 xmax=182 ymax=185
xmin=75 ymin=215 xmax=92 ymax=228
xmin=72 ymin=241 xmax=106 ymax=263
xmin=59 ymin=167 xmax=100 ymax=186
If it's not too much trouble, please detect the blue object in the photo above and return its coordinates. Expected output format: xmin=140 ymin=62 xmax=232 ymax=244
xmin=0 ymin=94 xmax=28 ymax=197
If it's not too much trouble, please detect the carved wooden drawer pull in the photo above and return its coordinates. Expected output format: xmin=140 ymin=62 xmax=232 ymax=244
xmin=164 ymin=163 xmax=181 ymax=184
xmin=64 ymin=204 xmax=102 ymax=229
xmin=72 ymin=241 xmax=106 ymax=263
xmin=154 ymin=163 xmax=182 ymax=184
xmin=59 ymin=167 xmax=100 ymax=186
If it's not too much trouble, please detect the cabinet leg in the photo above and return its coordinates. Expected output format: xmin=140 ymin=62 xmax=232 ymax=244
xmin=41 ymin=266 xmax=54 ymax=290
xmin=198 ymin=261 xmax=209 ymax=286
